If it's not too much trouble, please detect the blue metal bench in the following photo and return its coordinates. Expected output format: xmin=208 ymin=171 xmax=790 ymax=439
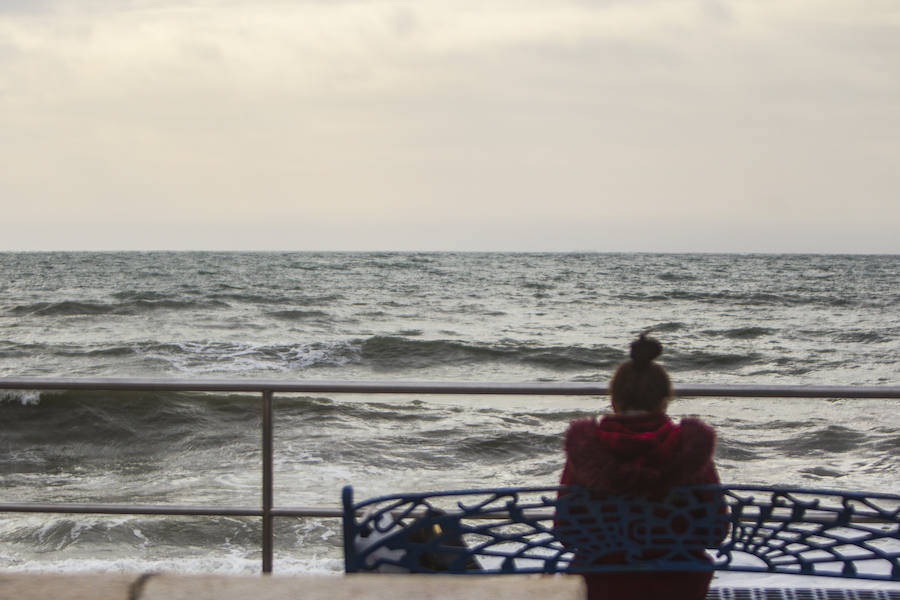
xmin=342 ymin=484 xmax=900 ymax=598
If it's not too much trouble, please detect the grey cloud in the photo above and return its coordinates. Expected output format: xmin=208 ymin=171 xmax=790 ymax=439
xmin=387 ymin=6 xmax=417 ymax=38
xmin=0 ymin=0 xmax=897 ymax=253
xmin=0 ymin=0 xmax=59 ymax=13
xmin=698 ymin=0 xmax=732 ymax=23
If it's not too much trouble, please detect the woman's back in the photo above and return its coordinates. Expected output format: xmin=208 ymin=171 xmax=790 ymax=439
xmin=559 ymin=334 xmax=721 ymax=600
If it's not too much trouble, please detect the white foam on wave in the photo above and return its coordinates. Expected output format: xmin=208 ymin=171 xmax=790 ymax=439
xmin=282 ymin=341 xmax=358 ymax=369
xmin=0 ymin=553 xmax=345 ymax=576
xmin=0 ymin=389 xmax=42 ymax=405
xmin=135 ymin=339 xmax=359 ymax=375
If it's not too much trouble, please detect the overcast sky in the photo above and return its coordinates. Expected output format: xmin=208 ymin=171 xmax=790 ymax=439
xmin=1 ymin=0 xmax=897 ymax=252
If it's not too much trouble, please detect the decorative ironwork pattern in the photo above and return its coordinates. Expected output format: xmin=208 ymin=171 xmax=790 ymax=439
xmin=342 ymin=485 xmax=900 ymax=582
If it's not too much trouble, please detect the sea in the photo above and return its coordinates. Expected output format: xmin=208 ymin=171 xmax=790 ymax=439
xmin=0 ymin=251 xmax=897 ymax=579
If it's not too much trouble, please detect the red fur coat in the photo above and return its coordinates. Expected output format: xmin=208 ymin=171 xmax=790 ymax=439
xmin=560 ymin=412 xmax=720 ymax=600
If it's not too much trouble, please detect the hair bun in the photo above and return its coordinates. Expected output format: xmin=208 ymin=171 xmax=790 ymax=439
xmin=630 ymin=333 xmax=662 ymax=367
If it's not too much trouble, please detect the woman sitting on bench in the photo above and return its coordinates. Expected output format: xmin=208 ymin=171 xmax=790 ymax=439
xmin=560 ymin=334 xmax=721 ymax=600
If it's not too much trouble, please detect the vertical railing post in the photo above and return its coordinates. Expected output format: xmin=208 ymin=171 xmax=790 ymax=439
xmin=261 ymin=390 xmax=274 ymax=573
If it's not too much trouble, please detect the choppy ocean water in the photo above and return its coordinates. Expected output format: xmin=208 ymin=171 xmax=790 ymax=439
xmin=0 ymin=252 xmax=897 ymax=576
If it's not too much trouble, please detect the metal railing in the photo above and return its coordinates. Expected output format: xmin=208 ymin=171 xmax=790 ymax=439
xmin=1 ymin=377 xmax=898 ymax=573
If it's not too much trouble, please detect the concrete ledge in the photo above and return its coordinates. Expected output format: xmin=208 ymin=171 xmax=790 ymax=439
xmin=0 ymin=573 xmax=586 ymax=600
xmin=0 ymin=573 xmax=137 ymax=600
xmin=145 ymin=574 xmax=585 ymax=600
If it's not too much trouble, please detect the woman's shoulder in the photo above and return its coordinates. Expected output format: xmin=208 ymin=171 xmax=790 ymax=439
xmin=564 ymin=417 xmax=598 ymax=440
xmin=678 ymin=416 xmax=716 ymax=441
xmin=675 ymin=417 xmax=717 ymax=464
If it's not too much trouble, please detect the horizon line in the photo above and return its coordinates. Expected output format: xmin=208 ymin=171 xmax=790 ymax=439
xmin=1 ymin=249 xmax=897 ymax=256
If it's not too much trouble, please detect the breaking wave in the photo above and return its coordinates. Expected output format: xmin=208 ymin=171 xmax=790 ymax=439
xmin=9 ymin=299 xmax=229 ymax=317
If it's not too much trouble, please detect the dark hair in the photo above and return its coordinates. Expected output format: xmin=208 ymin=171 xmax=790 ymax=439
xmin=610 ymin=333 xmax=672 ymax=412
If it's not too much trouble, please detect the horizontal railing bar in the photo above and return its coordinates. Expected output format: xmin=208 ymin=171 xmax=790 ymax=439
xmin=0 ymin=503 xmax=524 ymax=520
xmin=0 ymin=378 xmax=898 ymax=398
xmin=676 ymin=384 xmax=900 ymax=399
xmin=2 ymin=503 xmax=891 ymax=524
xmin=273 ymin=507 xmax=344 ymax=518
xmin=0 ymin=503 xmax=264 ymax=517
xmin=0 ymin=503 xmax=345 ymax=518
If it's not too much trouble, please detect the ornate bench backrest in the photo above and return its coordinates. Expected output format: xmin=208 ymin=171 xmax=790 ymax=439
xmin=342 ymin=484 xmax=900 ymax=581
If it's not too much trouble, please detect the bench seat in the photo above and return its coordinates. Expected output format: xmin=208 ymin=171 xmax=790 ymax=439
xmin=342 ymin=484 xmax=900 ymax=585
